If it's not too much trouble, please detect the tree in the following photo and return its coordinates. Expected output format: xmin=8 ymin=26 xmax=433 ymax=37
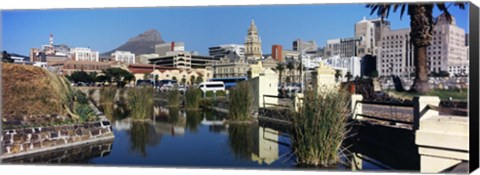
xmin=345 ymin=72 xmax=353 ymax=82
xmin=2 ymin=51 xmax=13 ymax=63
xmin=195 ymin=75 xmax=204 ymax=84
xmin=143 ymin=73 xmax=150 ymax=80
xmin=335 ymin=70 xmax=342 ymax=82
xmin=276 ymin=63 xmax=285 ymax=85
xmin=102 ymin=68 xmax=135 ymax=87
xmin=181 ymin=78 xmax=187 ymax=85
xmin=190 ymin=75 xmax=196 ymax=85
xmin=70 ymin=71 xmax=90 ymax=83
xmin=438 ymin=70 xmax=450 ymax=77
xmin=287 ymin=61 xmax=295 ymax=83
xmin=88 ymin=72 xmax=98 ymax=83
xmin=367 ymin=2 xmax=466 ymax=93
xmin=370 ymin=70 xmax=379 ymax=78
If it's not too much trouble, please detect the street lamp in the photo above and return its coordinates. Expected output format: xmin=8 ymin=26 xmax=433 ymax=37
xmin=299 ymin=48 xmax=310 ymax=93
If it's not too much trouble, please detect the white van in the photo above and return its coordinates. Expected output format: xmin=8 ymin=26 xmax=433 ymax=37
xmin=197 ymin=81 xmax=225 ymax=92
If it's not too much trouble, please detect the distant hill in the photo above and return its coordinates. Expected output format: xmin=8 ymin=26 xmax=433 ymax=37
xmin=101 ymin=29 xmax=164 ymax=57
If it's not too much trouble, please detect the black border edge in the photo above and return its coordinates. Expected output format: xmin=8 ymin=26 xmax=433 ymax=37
xmin=469 ymin=1 xmax=480 ymax=173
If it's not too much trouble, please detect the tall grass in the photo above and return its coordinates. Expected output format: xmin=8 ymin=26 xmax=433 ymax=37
xmin=184 ymin=87 xmax=202 ymax=109
xmin=128 ymin=86 xmax=154 ymax=120
xmin=167 ymin=88 xmax=181 ymax=107
xmin=228 ymin=81 xmax=253 ymax=121
xmin=75 ymin=103 xmax=96 ymax=122
xmin=100 ymin=87 xmax=117 ymax=119
xmin=290 ymin=88 xmax=350 ymax=167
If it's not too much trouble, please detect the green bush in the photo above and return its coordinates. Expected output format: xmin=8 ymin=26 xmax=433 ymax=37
xmin=205 ymin=90 xmax=226 ymax=97
xmin=128 ymin=86 xmax=154 ymax=120
xmin=75 ymin=90 xmax=89 ymax=104
xmin=184 ymin=88 xmax=202 ymax=109
xmin=290 ymin=88 xmax=350 ymax=167
xmin=167 ymin=88 xmax=181 ymax=107
xmin=228 ymin=81 xmax=253 ymax=121
xmin=75 ymin=103 xmax=96 ymax=122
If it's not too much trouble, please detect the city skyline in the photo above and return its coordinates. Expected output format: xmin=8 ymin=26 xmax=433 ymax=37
xmin=2 ymin=3 xmax=470 ymax=56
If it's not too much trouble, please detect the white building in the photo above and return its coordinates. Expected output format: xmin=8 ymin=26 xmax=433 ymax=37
xmin=208 ymin=44 xmax=246 ymax=60
xmin=70 ymin=47 xmax=99 ymax=62
xmin=111 ymin=51 xmax=136 ymax=64
xmin=324 ymin=56 xmax=362 ymax=80
xmin=377 ymin=13 xmax=469 ymax=77
xmin=137 ymin=54 xmax=160 ymax=64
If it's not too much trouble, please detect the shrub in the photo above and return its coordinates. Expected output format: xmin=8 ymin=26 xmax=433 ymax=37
xmin=228 ymin=81 xmax=253 ymax=121
xmin=184 ymin=87 xmax=202 ymax=109
xmin=75 ymin=103 xmax=96 ymax=122
xmin=128 ymin=86 xmax=154 ymax=120
xmin=205 ymin=90 xmax=226 ymax=97
xmin=167 ymin=88 xmax=181 ymax=107
xmin=290 ymin=88 xmax=350 ymax=167
xmin=75 ymin=90 xmax=89 ymax=104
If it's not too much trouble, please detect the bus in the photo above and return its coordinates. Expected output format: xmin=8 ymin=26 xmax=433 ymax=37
xmin=208 ymin=77 xmax=248 ymax=89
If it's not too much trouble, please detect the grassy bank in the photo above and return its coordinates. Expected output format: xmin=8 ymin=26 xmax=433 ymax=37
xmin=386 ymin=89 xmax=467 ymax=101
xmin=128 ymin=86 xmax=154 ymax=120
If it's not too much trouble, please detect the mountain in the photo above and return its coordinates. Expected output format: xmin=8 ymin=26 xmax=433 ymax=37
xmin=102 ymin=29 xmax=164 ymax=57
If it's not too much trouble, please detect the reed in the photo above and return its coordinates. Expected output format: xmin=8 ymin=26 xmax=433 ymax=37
xmin=184 ymin=87 xmax=202 ymax=109
xmin=100 ymin=87 xmax=117 ymax=119
xmin=166 ymin=88 xmax=181 ymax=107
xmin=290 ymin=88 xmax=350 ymax=167
xmin=128 ymin=86 xmax=154 ymax=120
xmin=228 ymin=81 xmax=253 ymax=121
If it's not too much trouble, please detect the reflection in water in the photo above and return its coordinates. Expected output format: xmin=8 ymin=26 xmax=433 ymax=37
xmin=251 ymin=127 xmax=280 ymax=165
xmin=185 ymin=110 xmax=203 ymax=133
xmin=227 ymin=124 xmax=282 ymax=165
xmin=127 ymin=121 xmax=162 ymax=157
xmin=3 ymin=140 xmax=114 ymax=164
xmin=227 ymin=124 xmax=257 ymax=160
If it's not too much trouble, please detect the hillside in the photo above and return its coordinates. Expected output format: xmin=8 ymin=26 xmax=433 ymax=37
xmin=2 ymin=63 xmax=74 ymax=117
xmin=102 ymin=29 xmax=164 ymax=56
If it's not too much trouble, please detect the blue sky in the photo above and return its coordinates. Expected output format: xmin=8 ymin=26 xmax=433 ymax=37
xmin=2 ymin=3 xmax=470 ymax=56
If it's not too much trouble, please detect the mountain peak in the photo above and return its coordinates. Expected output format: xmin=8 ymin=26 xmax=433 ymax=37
xmin=128 ymin=29 xmax=163 ymax=42
xmin=103 ymin=29 xmax=165 ymax=56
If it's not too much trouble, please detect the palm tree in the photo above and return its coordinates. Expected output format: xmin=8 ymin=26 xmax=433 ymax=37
xmin=276 ymin=63 xmax=285 ymax=85
xmin=367 ymin=3 xmax=466 ymax=93
xmin=345 ymin=72 xmax=353 ymax=82
xmin=287 ymin=61 xmax=295 ymax=83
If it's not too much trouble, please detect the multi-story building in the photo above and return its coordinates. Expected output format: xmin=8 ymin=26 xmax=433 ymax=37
xmin=282 ymin=50 xmax=300 ymax=61
xmin=245 ymin=19 xmax=263 ymax=59
xmin=149 ymin=51 xmax=216 ymax=69
xmin=70 ymin=47 xmax=99 ymax=62
xmin=155 ymin=42 xmax=185 ymax=56
xmin=324 ymin=37 xmax=363 ymax=58
xmin=293 ymin=39 xmax=318 ymax=53
xmin=377 ymin=13 xmax=469 ymax=77
xmin=208 ymin=44 xmax=245 ymax=60
xmin=324 ymin=56 xmax=362 ymax=80
xmin=271 ymin=45 xmax=283 ymax=62
xmin=111 ymin=51 xmax=135 ymax=64
xmin=136 ymin=54 xmax=160 ymax=64
xmin=62 ymin=60 xmax=113 ymax=75
xmin=211 ymin=61 xmax=250 ymax=78
xmin=355 ymin=17 xmax=391 ymax=57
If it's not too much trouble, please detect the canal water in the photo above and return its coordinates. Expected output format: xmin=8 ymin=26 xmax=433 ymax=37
xmin=3 ymin=106 xmax=419 ymax=171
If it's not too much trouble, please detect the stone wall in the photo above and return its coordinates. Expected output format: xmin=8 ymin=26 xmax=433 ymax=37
xmin=3 ymin=140 xmax=113 ymax=163
xmin=1 ymin=120 xmax=114 ymax=158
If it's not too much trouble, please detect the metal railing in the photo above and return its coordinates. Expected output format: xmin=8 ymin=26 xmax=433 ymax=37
xmin=353 ymin=100 xmax=415 ymax=127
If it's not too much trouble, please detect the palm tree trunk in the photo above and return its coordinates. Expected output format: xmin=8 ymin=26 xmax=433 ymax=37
xmin=411 ymin=46 xmax=430 ymax=92
xmin=409 ymin=4 xmax=433 ymax=93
